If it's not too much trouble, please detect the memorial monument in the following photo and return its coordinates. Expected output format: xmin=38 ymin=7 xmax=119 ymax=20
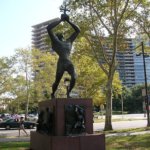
xmin=30 ymin=3 xmax=105 ymax=150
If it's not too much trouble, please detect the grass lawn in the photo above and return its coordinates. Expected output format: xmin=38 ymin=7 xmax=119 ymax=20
xmin=0 ymin=142 xmax=30 ymax=150
xmin=106 ymin=134 xmax=150 ymax=150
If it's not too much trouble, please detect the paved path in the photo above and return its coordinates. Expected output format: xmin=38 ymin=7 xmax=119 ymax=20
xmin=106 ymin=130 xmax=150 ymax=137
xmin=97 ymin=113 xmax=146 ymax=120
xmin=1 ymin=130 xmax=150 ymax=143
xmin=94 ymin=120 xmax=147 ymax=131
xmin=0 ymin=129 xmax=34 ymax=142
xmin=0 ymin=136 xmax=30 ymax=142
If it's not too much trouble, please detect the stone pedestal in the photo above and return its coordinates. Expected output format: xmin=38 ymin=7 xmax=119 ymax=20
xmin=30 ymin=98 xmax=105 ymax=150
xmin=30 ymin=131 xmax=105 ymax=150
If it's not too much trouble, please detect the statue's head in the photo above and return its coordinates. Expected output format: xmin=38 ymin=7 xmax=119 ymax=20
xmin=56 ymin=33 xmax=63 ymax=41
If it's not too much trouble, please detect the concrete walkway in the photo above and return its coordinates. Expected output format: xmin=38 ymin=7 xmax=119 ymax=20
xmin=1 ymin=130 xmax=150 ymax=142
xmin=94 ymin=120 xmax=147 ymax=131
xmin=0 ymin=136 xmax=30 ymax=142
xmin=106 ymin=130 xmax=150 ymax=137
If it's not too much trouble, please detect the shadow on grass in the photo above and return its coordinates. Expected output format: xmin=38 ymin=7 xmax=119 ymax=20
xmin=0 ymin=142 xmax=30 ymax=150
xmin=106 ymin=134 xmax=150 ymax=150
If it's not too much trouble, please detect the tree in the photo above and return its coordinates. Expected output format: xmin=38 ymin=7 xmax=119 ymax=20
xmin=0 ymin=56 xmax=16 ymax=97
xmin=31 ymin=49 xmax=63 ymax=100
xmin=9 ymin=75 xmax=27 ymax=113
xmin=126 ymin=85 xmax=144 ymax=113
xmin=74 ymin=52 xmax=107 ymax=103
xmin=32 ymin=50 xmax=93 ymax=100
xmin=114 ymin=85 xmax=145 ymax=113
xmin=134 ymin=1 xmax=150 ymax=39
xmin=0 ymin=56 xmax=16 ymax=113
xmin=73 ymin=37 xmax=122 ymax=106
xmin=14 ymin=48 xmax=33 ymax=117
xmin=67 ymin=0 xmax=144 ymax=130
xmin=113 ymin=86 xmax=131 ymax=112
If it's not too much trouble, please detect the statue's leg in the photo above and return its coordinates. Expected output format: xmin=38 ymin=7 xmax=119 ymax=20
xmin=67 ymin=64 xmax=77 ymax=98
xmin=51 ymin=70 xmax=64 ymax=98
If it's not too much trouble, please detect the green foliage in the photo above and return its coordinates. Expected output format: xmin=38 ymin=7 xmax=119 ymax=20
xmin=32 ymin=49 xmax=68 ymax=99
xmin=0 ymin=56 xmax=16 ymax=95
xmin=31 ymin=49 xmax=57 ymax=100
xmin=113 ymin=84 xmax=146 ymax=113
xmin=73 ymin=53 xmax=106 ymax=104
xmin=8 ymin=75 xmax=27 ymax=113
xmin=73 ymin=36 xmax=122 ymax=106
xmin=67 ymin=0 xmax=148 ymax=130
xmin=0 ymin=56 xmax=17 ymax=113
xmin=6 ymin=48 xmax=65 ymax=113
xmin=125 ymin=85 xmax=145 ymax=113
xmin=134 ymin=0 xmax=150 ymax=39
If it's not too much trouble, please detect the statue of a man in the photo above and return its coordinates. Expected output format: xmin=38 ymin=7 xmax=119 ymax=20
xmin=47 ymin=14 xmax=80 ymax=98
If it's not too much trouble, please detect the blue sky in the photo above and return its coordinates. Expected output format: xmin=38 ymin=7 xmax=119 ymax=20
xmin=0 ymin=0 xmax=63 ymax=57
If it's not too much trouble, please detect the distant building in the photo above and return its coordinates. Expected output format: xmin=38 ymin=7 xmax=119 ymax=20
xmin=117 ymin=38 xmax=135 ymax=87
xmin=134 ymin=54 xmax=150 ymax=84
xmin=32 ymin=19 xmax=57 ymax=51
xmin=134 ymin=38 xmax=150 ymax=85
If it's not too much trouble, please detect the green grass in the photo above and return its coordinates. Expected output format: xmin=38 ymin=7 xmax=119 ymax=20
xmin=0 ymin=142 xmax=30 ymax=150
xmin=0 ymin=134 xmax=150 ymax=150
xmin=106 ymin=134 xmax=150 ymax=150
xmin=1 ymin=134 xmax=150 ymax=150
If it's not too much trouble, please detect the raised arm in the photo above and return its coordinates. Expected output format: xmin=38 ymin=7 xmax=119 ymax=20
xmin=67 ymin=20 xmax=80 ymax=43
xmin=47 ymin=18 xmax=62 ymax=41
xmin=61 ymin=14 xmax=80 ymax=43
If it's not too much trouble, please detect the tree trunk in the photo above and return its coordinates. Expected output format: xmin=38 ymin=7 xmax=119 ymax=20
xmin=25 ymin=64 xmax=29 ymax=120
xmin=104 ymin=26 xmax=118 ymax=130
xmin=104 ymin=75 xmax=113 ymax=130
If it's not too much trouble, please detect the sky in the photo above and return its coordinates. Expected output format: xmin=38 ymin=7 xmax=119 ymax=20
xmin=0 ymin=0 xmax=63 ymax=57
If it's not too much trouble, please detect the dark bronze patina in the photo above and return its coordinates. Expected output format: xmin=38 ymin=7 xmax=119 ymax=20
xmin=47 ymin=6 xmax=80 ymax=98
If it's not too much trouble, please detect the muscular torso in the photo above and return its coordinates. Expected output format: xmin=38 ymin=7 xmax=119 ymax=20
xmin=52 ymin=39 xmax=72 ymax=61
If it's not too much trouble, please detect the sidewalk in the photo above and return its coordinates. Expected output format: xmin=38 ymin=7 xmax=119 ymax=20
xmin=0 ymin=136 xmax=30 ymax=142
xmin=94 ymin=120 xmax=147 ymax=131
xmin=1 ymin=130 xmax=150 ymax=142
xmin=106 ymin=130 xmax=150 ymax=137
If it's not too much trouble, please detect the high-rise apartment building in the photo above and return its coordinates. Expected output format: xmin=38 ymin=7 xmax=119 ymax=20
xmin=117 ymin=39 xmax=135 ymax=87
xmin=134 ymin=54 xmax=150 ymax=84
xmin=32 ymin=19 xmax=57 ymax=51
xmin=134 ymin=39 xmax=150 ymax=85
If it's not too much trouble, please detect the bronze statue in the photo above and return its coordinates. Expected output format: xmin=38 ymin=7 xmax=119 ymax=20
xmin=47 ymin=10 xmax=80 ymax=98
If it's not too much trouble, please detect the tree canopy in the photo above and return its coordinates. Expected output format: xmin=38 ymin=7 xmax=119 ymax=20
xmin=66 ymin=0 xmax=149 ymax=130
